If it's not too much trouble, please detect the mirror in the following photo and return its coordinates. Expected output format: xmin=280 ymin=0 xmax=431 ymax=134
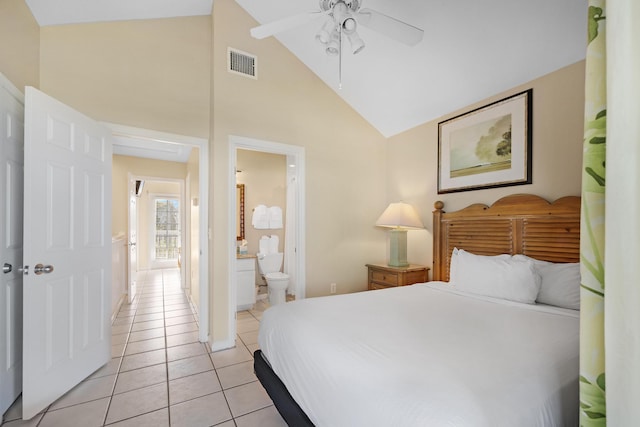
xmin=236 ymin=184 xmax=245 ymax=241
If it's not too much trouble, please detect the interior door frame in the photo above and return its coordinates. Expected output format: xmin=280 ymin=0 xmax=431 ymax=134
xmin=228 ymin=135 xmax=306 ymax=343
xmin=0 ymin=72 xmax=24 ymax=421
xmin=106 ymin=123 xmax=209 ymax=343
xmin=126 ymin=174 xmax=138 ymax=304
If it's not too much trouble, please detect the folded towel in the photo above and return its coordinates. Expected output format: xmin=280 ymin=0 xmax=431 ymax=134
xmin=252 ymin=205 xmax=269 ymax=229
xmin=268 ymin=206 xmax=283 ymax=229
xmin=268 ymin=235 xmax=279 ymax=254
xmin=259 ymin=235 xmax=271 ymax=255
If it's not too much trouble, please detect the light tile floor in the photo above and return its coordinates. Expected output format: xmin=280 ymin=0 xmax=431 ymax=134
xmin=1 ymin=268 xmax=286 ymax=427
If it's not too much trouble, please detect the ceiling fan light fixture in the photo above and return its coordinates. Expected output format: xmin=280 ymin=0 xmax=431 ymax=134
xmin=315 ymin=19 xmax=335 ymax=44
xmin=326 ymin=29 xmax=341 ymax=55
xmin=326 ymin=38 xmax=340 ymax=56
xmin=347 ymin=32 xmax=365 ymax=54
xmin=342 ymin=17 xmax=357 ymax=35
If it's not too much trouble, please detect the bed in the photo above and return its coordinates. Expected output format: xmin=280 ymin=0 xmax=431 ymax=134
xmin=254 ymin=194 xmax=581 ymax=426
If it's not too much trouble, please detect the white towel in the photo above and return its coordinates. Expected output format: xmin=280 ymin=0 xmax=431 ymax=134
xmin=268 ymin=206 xmax=283 ymax=229
xmin=252 ymin=205 xmax=269 ymax=229
xmin=268 ymin=235 xmax=279 ymax=254
xmin=259 ymin=235 xmax=271 ymax=255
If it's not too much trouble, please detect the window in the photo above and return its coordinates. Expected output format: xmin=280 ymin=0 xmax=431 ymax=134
xmin=154 ymin=198 xmax=180 ymax=260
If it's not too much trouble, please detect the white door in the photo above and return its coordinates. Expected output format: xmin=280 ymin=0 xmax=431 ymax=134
xmin=22 ymin=87 xmax=112 ymax=419
xmin=127 ymin=177 xmax=137 ymax=303
xmin=0 ymin=75 xmax=24 ymax=418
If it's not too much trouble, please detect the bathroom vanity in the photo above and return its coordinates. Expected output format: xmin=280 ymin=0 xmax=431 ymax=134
xmin=237 ymin=254 xmax=257 ymax=311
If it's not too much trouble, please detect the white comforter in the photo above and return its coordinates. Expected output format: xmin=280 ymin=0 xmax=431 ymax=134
xmin=258 ymin=282 xmax=579 ymax=427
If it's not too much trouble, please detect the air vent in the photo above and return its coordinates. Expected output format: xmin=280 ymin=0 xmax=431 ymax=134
xmin=228 ymin=48 xmax=257 ymax=79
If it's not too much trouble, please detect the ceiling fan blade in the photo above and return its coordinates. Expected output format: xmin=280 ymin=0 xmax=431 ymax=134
xmin=356 ymin=8 xmax=424 ymax=46
xmin=250 ymin=10 xmax=327 ymax=39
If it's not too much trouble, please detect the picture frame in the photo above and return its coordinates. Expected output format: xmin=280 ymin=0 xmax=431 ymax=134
xmin=437 ymin=89 xmax=532 ymax=194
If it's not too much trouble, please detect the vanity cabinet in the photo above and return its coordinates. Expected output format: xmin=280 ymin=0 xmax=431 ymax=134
xmin=237 ymin=256 xmax=257 ymax=311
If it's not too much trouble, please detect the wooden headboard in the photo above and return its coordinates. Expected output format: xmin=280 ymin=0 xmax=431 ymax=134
xmin=432 ymin=194 xmax=581 ymax=282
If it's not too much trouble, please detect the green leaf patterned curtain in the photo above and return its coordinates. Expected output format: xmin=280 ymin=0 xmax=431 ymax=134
xmin=579 ymin=0 xmax=606 ymax=425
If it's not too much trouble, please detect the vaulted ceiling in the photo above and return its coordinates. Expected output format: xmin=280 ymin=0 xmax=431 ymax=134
xmin=26 ymin=0 xmax=587 ymax=137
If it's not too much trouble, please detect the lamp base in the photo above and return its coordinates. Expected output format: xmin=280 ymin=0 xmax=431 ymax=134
xmin=388 ymin=229 xmax=408 ymax=267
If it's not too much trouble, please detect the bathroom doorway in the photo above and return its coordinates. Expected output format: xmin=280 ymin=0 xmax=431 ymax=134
xmin=236 ymin=150 xmax=286 ymax=301
xmin=228 ymin=136 xmax=306 ymax=339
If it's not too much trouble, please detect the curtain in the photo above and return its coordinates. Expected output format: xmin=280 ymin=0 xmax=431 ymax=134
xmin=579 ymin=0 xmax=607 ymax=424
xmin=284 ymin=175 xmax=297 ymax=295
xmin=580 ymin=0 xmax=640 ymax=424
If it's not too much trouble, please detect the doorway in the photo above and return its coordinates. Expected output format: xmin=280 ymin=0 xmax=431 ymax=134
xmin=141 ymin=180 xmax=184 ymax=271
xmin=108 ymin=124 xmax=209 ymax=343
xmin=228 ymin=136 xmax=306 ymax=342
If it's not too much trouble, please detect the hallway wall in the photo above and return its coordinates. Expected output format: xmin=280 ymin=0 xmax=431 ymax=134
xmin=187 ymin=150 xmax=201 ymax=310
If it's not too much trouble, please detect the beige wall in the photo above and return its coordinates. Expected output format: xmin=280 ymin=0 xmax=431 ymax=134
xmin=210 ymin=0 xmax=388 ymax=344
xmin=386 ymin=60 xmax=586 ymax=277
xmin=0 ymin=0 xmax=40 ymax=91
xmin=39 ymin=16 xmax=210 ymax=138
xmin=236 ymin=150 xmax=287 ymax=255
xmin=112 ymin=155 xmax=187 ymax=238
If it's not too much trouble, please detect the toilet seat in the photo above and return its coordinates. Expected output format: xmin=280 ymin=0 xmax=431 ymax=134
xmin=265 ymin=272 xmax=289 ymax=280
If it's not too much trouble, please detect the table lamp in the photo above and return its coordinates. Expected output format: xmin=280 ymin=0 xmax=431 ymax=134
xmin=375 ymin=202 xmax=424 ymax=267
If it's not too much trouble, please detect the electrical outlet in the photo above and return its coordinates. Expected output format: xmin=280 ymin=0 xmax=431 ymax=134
xmin=330 ymin=283 xmax=337 ymax=294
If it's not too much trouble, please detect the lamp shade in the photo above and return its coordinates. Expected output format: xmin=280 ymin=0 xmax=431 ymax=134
xmin=375 ymin=202 xmax=424 ymax=230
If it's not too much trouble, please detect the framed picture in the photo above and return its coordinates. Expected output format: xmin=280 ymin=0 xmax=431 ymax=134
xmin=438 ymin=89 xmax=532 ymax=194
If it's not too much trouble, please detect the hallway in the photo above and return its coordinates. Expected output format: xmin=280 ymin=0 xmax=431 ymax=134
xmin=1 ymin=268 xmax=286 ymax=426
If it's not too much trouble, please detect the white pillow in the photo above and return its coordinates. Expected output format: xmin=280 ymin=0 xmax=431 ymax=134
xmin=514 ymin=255 xmax=581 ymax=310
xmin=452 ymin=249 xmax=541 ymax=304
xmin=448 ymin=248 xmax=459 ymax=283
xmin=449 ymin=247 xmax=510 ymax=283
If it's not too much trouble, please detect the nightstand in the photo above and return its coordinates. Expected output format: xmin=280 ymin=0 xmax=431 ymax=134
xmin=366 ymin=263 xmax=429 ymax=291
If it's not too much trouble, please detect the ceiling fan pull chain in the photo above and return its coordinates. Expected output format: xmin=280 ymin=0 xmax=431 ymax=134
xmin=338 ymin=25 xmax=343 ymax=90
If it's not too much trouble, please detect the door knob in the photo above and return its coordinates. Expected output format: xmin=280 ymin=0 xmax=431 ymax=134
xmin=34 ymin=264 xmax=54 ymax=275
xmin=2 ymin=263 xmax=11 ymax=274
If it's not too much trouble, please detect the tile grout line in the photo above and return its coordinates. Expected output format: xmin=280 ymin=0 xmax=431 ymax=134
xmin=98 ymin=278 xmax=146 ymax=426
xmin=101 ymin=277 xmax=144 ymax=426
xmin=105 ymin=275 xmax=169 ymax=425
xmin=162 ymin=271 xmax=173 ymax=427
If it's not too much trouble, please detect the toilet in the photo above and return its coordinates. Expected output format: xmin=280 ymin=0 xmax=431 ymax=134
xmin=256 ymin=252 xmax=289 ymax=306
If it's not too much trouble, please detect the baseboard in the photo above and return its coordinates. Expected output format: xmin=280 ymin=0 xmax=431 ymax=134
xmin=110 ymin=294 xmax=127 ymax=325
xmin=210 ymin=337 xmax=236 ymax=352
xmin=187 ymin=293 xmax=199 ymax=316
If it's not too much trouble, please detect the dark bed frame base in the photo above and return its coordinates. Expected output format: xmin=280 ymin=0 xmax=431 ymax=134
xmin=254 ymin=350 xmax=315 ymax=427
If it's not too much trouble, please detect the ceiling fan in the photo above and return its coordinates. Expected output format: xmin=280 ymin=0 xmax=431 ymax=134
xmin=250 ymin=1 xmax=424 ymax=71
